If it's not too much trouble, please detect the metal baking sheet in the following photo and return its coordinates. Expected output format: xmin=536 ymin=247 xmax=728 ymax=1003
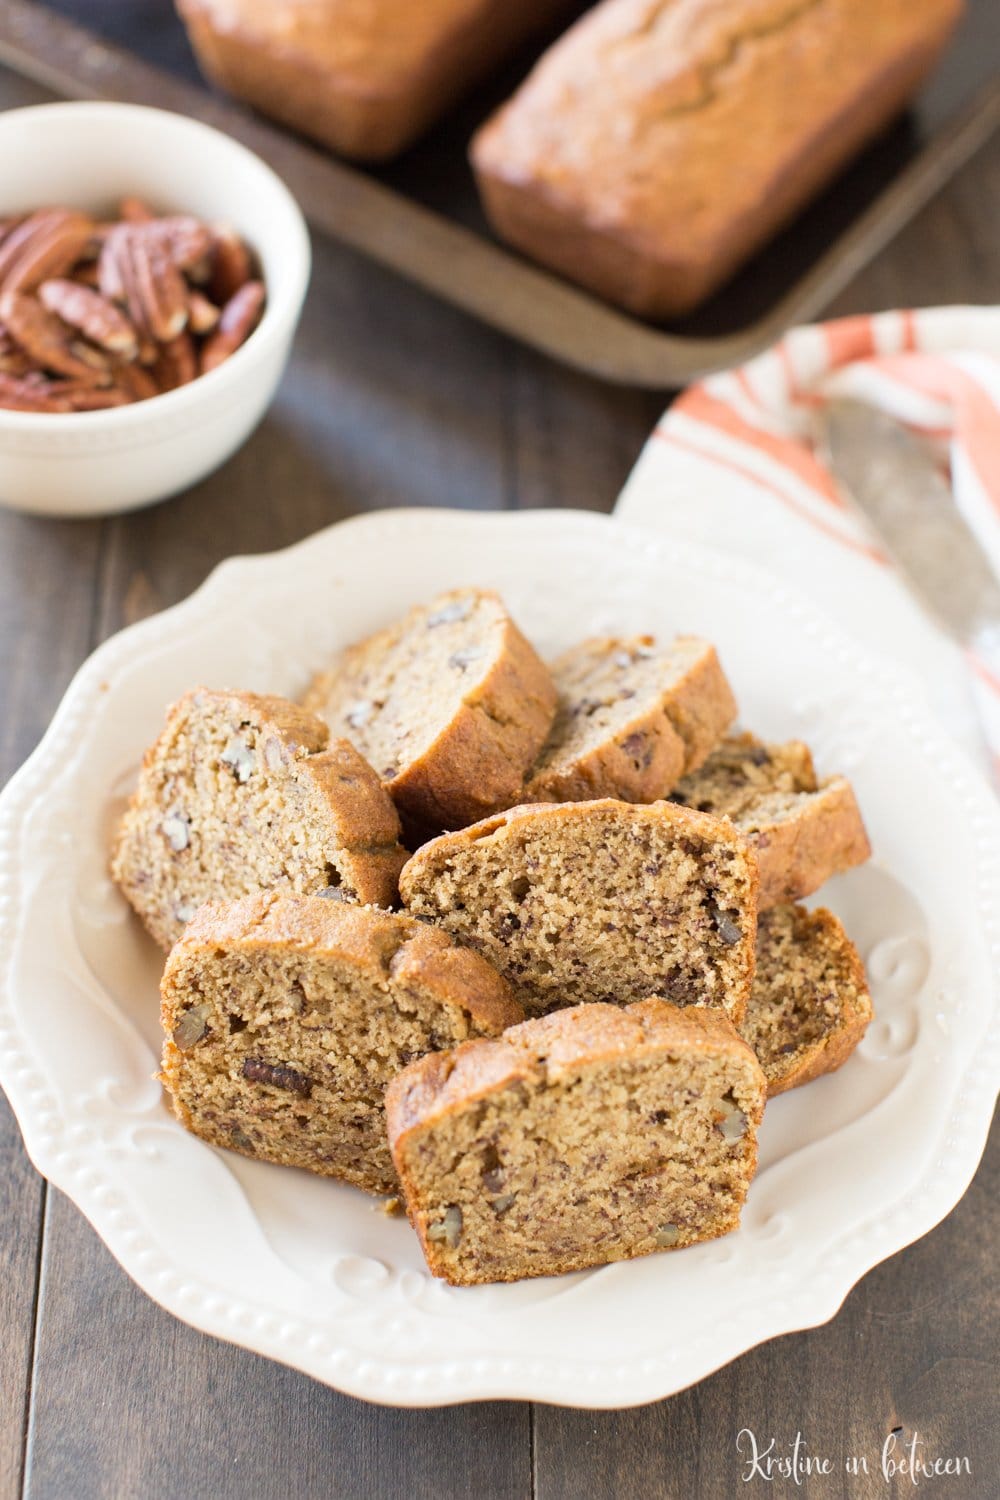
xmin=0 ymin=0 xmax=997 ymax=389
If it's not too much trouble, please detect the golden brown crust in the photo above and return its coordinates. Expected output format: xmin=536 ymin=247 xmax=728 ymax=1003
xmin=392 ymin=613 xmax=557 ymax=829
xmin=305 ymin=590 xmax=558 ymax=831
xmin=755 ymin=776 xmax=871 ymax=908
xmin=177 ymin=0 xmax=576 ymax=161
xmin=387 ymin=996 xmax=763 ymax=1139
xmin=111 ymin=688 xmax=407 ymax=949
xmin=470 ymin=0 xmax=963 ymax=317
xmin=171 ymin=890 xmax=523 ymax=1036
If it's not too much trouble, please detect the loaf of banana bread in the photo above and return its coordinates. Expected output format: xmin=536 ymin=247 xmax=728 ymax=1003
xmin=177 ymin=0 xmax=576 ymax=161
xmin=471 ymin=0 xmax=963 ymax=317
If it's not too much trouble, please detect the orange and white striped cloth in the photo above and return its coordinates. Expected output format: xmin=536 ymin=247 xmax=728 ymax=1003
xmin=615 ymin=306 xmax=1000 ymax=786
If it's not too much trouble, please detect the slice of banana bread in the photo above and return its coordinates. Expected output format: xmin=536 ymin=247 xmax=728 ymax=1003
xmin=524 ymin=634 xmax=737 ymax=804
xmin=670 ymin=732 xmax=870 ymax=908
xmin=741 ymin=903 xmax=873 ymax=1097
xmin=160 ymin=893 xmax=524 ymax=1194
xmin=387 ymin=998 xmax=767 ymax=1284
xmin=303 ymin=588 xmax=557 ymax=830
xmin=112 ymin=688 xmax=407 ymax=949
xmin=399 ymin=798 xmax=758 ymax=1020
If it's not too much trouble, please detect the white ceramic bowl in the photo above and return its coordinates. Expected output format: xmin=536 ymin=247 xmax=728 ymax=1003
xmin=0 ymin=103 xmax=311 ymax=517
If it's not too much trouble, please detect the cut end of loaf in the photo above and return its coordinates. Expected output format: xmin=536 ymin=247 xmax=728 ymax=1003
xmin=388 ymin=998 xmax=767 ymax=1284
xmin=399 ymin=797 xmax=759 ymax=1021
xmin=159 ymin=892 xmax=523 ymax=1194
xmin=111 ymin=687 xmax=407 ymax=949
xmin=671 ymin=731 xmax=870 ymax=907
xmin=741 ymin=903 xmax=873 ymax=1095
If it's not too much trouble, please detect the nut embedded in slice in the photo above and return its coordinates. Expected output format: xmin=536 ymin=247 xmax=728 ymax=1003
xmin=740 ymin=903 xmax=873 ymax=1096
xmin=387 ymin=998 xmax=767 ymax=1284
xmin=525 ymin=634 xmax=737 ymax=804
xmin=670 ymin=731 xmax=871 ymax=908
xmin=111 ymin=687 xmax=409 ymax=949
xmin=399 ymin=797 xmax=759 ymax=1021
xmin=303 ymin=588 xmax=558 ymax=830
xmin=159 ymin=892 xmax=524 ymax=1194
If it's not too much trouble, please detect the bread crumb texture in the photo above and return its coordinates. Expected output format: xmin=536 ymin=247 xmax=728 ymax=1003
xmin=111 ymin=688 xmax=408 ymax=949
xmin=159 ymin=893 xmax=523 ymax=1195
xmin=387 ymin=998 xmax=767 ymax=1284
xmin=741 ymin=902 xmax=873 ymax=1095
xmin=400 ymin=798 xmax=758 ymax=1021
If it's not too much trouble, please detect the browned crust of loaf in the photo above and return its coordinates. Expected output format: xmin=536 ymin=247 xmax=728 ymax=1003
xmin=387 ymin=997 xmax=763 ymax=1140
xmin=111 ymin=688 xmax=407 ymax=948
xmin=753 ymin=906 xmax=873 ymax=1096
xmin=659 ymin=639 xmax=738 ymax=775
xmin=166 ymin=890 xmax=524 ymax=1037
xmin=524 ymin=636 xmax=735 ymax=803
xmin=305 ymin=591 xmax=558 ymax=830
xmin=390 ymin=607 xmax=557 ymax=828
xmin=177 ymin=0 xmax=574 ymax=162
xmin=756 ymin=776 xmax=871 ymax=909
xmin=303 ymin=737 xmax=409 ymax=905
xmin=469 ymin=2 xmax=962 ymax=318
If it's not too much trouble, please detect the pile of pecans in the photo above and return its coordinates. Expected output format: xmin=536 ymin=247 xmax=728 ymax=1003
xmin=0 ymin=199 xmax=265 ymax=413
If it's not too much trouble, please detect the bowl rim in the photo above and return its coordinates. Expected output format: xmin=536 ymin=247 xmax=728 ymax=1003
xmin=0 ymin=101 xmax=311 ymax=434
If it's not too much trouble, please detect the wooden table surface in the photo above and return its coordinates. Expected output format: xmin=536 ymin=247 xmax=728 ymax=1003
xmin=1 ymin=7 xmax=998 ymax=1498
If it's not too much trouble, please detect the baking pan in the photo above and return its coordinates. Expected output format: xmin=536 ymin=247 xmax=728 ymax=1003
xmin=0 ymin=0 xmax=997 ymax=389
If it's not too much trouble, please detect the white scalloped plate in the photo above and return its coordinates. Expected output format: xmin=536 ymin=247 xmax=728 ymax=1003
xmin=1 ymin=509 xmax=998 ymax=1409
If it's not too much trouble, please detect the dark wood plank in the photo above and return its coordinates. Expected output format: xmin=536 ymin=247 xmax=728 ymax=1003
xmin=0 ymin=506 xmax=104 ymax=1500
xmin=24 ymin=1190 xmax=530 ymax=1500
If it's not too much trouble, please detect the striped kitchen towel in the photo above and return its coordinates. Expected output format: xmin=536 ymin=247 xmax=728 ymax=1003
xmin=614 ymin=306 xmax=1000 ymax=784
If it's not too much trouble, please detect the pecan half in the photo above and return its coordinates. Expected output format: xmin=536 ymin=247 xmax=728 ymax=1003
xmin=0 ymin=210 xmax=95 ymax=295
xmin=101 ymin=226 xmax=189 ymax=343
xmin=0 ymin=371 xmax=72 ymax=412
xmin=242 ymin=1058 xmax=313 ymax=1098
xmin=208 ymin=225 xmax=252 ymax=303
xmin=0 ymin=291 xmax=106 ymax=383
xmin=38 ymin=279 xmax=138 ymax=358
xmin=151 ymin=331 xmax=197 ymax=391
xmin=0 ymin=324 xmax=33 ymax=375
xmin=200 ymin=281 xmax=265 ymax=374
xmin=61 ymin=382 xmax=131 ymax=411
xmin=119 ymin=195 xmax=153 ymax=223
xmin=113 ymin=360 xmax=159 ymax=402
